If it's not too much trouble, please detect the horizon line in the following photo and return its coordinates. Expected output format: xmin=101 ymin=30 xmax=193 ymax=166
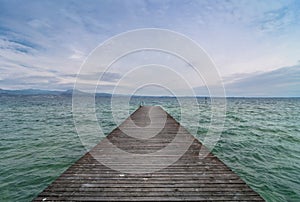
xmin=0 ymin=88 xmax=299 ymax=98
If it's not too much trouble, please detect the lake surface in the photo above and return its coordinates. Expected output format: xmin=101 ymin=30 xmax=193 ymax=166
xmin=0 ymin=95 xmax=299 ymax=201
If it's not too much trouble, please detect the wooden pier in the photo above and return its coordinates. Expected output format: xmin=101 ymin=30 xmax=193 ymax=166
xmin=35 ymin=106 xmax=264 ymax=201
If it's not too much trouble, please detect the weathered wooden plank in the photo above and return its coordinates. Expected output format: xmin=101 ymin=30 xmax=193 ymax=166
xmin=47 ymin=183 xmax=251 ymax=189
xmin=35 ymin=196 xmax=264 ymax=202
xmin=34 ymin=106 xmax=264 ymax=201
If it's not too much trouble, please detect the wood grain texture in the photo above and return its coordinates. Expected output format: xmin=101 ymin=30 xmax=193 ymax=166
xmin=34 ymin=106 xmax=264 ymax=201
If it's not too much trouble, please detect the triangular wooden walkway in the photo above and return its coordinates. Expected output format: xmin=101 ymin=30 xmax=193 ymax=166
xmin=34 ymin=106 xmax=264 ymax=201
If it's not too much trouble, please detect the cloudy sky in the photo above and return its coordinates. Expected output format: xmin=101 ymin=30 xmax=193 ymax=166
xmin=0 ymin=0 xmax=299 ymax=96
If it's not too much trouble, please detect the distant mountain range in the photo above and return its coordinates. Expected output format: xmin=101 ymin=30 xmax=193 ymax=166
xmin=0 ymin=89 xmax=112 ymax=97
xmin=0 ymin=89 xmax=204 ymax=97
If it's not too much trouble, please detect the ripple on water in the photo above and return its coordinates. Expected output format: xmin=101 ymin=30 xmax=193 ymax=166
xmin=0 ymin=96 xmax=299 ymax=201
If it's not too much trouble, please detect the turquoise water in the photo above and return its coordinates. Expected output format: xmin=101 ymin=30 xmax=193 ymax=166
xmin=0 ymin=95 xmax=299 ymax=201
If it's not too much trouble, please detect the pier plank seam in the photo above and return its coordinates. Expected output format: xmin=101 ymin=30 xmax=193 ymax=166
xmin=34 ymin=106 xmax=264 ymax=201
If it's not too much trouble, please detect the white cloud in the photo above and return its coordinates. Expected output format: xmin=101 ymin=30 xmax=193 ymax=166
xmin=0 ymin=0 xmax=299 ymax=96
xmin=224 ymin=65 xmax=300 ymax=97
